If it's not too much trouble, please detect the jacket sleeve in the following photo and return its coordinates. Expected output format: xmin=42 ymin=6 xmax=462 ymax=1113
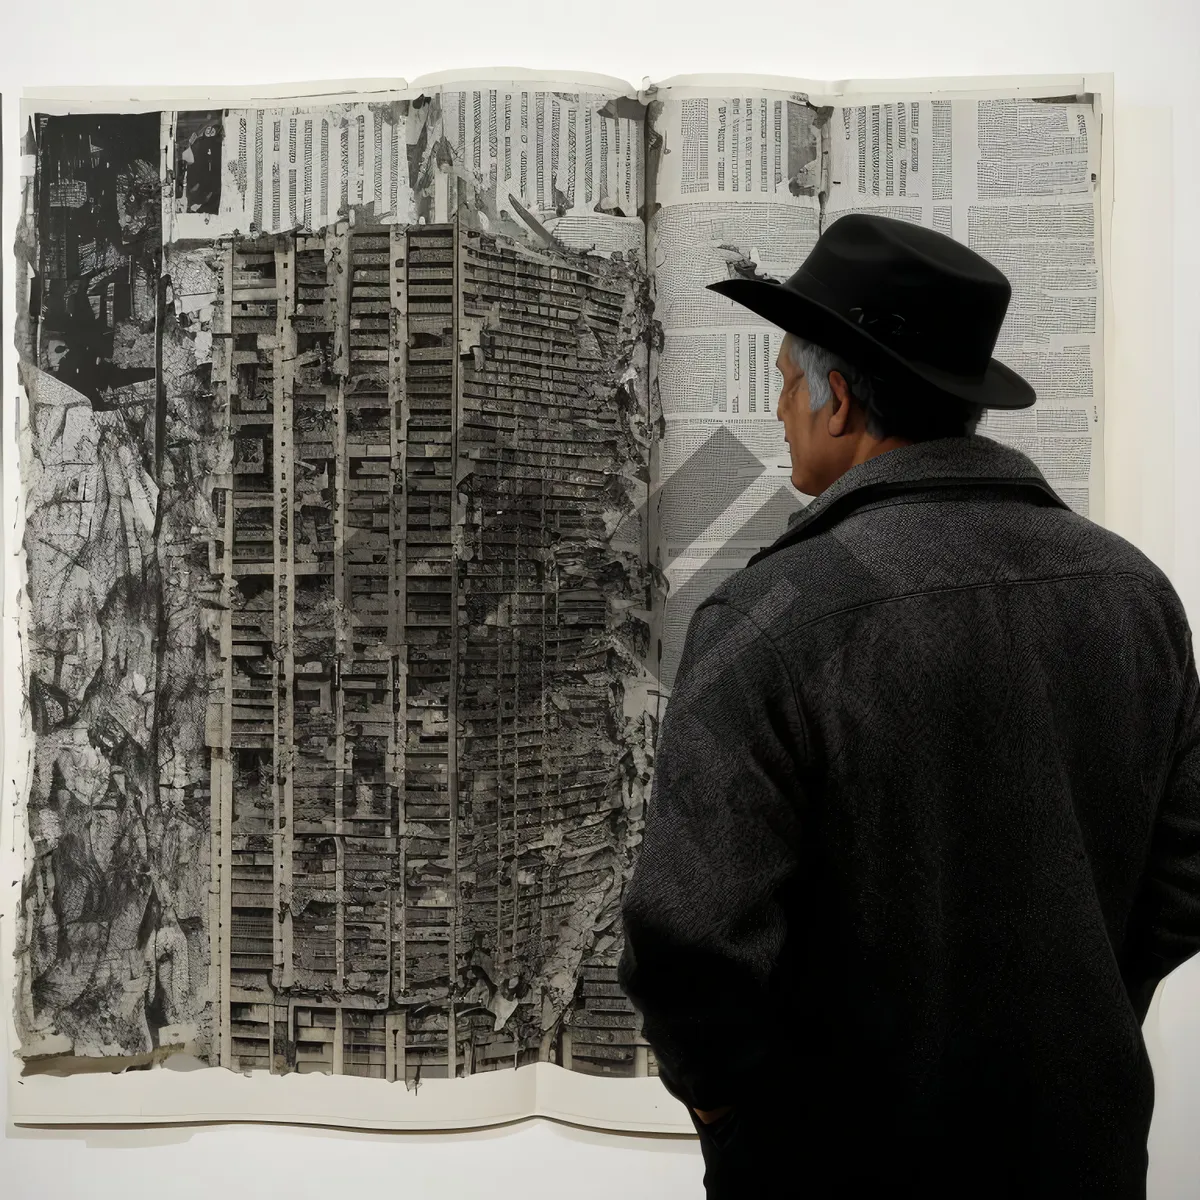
xmin=1123 ymin=626 xmax=1200 ymax=1025
xmin=617 ymin=596 xmax=807 ymax=1113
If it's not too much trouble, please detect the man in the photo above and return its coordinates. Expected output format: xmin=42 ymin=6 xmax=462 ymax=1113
xmin=618 ymin=214 xmax=1200 ymax=1198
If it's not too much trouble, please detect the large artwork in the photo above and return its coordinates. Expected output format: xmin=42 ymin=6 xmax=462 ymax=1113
xmin=8 ymin=73 xmax=1107 ymax=1125
xmin=15 ymin=87 xmax=661 ymax=1084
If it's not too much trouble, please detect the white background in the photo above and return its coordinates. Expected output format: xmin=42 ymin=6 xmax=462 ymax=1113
xmin=2 ymin=1 xmax=1198 ymax=1195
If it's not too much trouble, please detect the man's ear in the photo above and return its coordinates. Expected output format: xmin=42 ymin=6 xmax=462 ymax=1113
xmin=826 ymin=370 xmax=854 ymax=437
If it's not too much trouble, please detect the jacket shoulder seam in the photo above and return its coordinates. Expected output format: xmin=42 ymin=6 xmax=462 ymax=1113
xmin=779 ymin=569 xmax=1179 ymax=635
xmin=704 ymin=597 xmax=811 ymax=765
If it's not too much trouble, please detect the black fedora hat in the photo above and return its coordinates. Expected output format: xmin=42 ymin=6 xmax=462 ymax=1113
xmin=706 ymin=213 xmax=1034 ymax=410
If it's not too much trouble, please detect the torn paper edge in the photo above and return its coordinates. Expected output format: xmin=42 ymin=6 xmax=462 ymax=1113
xmin=409 ymin=67 xmax=637 ymax=93
xmin=649 ymin=71 xmax=1091 ymax=101
xmin=22 ymin=78 xmax=411 ymax=103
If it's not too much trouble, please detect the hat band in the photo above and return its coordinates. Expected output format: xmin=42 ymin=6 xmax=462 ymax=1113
xmin=797 ymin=268 xmax=990 ymax=380
xmin=846 ymin=302 xmax=987 ymax=380
xmin=846 ymin=304 xmax=931 ymax=363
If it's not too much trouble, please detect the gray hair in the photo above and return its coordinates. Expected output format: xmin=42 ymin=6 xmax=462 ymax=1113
xmin=786 ymin=334 xmax=984 ymax=440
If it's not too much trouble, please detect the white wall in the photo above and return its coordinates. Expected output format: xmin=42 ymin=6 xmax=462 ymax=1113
xmin=3 ymin=1 xmax=1198 ymax=1195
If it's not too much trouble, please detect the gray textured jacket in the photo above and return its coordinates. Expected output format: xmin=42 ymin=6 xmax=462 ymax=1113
xmin=618 ymin=434 xmax=1200 ymax=1198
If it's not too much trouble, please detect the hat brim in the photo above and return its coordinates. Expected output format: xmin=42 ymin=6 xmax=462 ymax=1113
xmin=706 ymin=276 xmax=1035 ymax=410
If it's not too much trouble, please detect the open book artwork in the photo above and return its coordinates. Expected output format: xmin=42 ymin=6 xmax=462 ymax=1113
xmin=6 ymin=69 xmax=1108 ymax=1129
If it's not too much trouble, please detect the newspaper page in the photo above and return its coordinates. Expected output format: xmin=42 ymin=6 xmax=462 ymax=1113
xmin=410 ymin=69 xmax=647 ymax=258
xmin=644 ymin=81 xmax=822 ymax=691
xmin=6 ymin=75 xmax=686 ymax=1133
xmin=821 ymin=85 xmax=1105 ymax=522
xmin=647 ymin=75 xmax=1107 ymax=699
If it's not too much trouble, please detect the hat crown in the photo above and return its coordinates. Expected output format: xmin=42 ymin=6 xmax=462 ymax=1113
xmin=794 ymin=214 xmax=1012 ymax=378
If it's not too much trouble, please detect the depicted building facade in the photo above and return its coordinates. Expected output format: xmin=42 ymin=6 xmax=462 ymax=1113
xmin=207 ymin=216 xmax=656 ymax=1081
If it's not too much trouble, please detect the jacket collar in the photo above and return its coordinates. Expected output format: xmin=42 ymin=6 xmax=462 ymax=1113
xmin=747 ymin=434 xmax=1071 ymax=567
